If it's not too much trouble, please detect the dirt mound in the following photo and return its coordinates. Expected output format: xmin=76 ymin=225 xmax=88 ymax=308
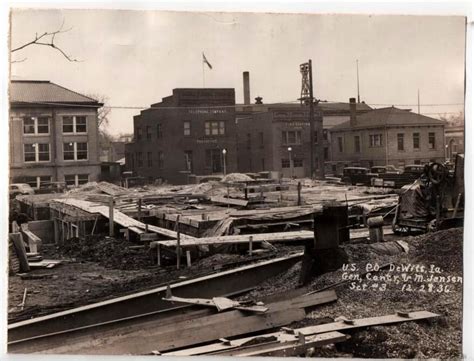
xmin=60 ymin=236 xmax=151 ymax=270
xmin=408 ymin=228 xmax=463 ymax=273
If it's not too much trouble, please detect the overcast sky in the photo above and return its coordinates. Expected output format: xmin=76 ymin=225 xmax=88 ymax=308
xmin=10 ymin=9 xmax=466 ymax=135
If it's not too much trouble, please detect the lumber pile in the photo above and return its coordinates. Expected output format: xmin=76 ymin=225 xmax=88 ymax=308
xmin=164 ymin=310 xmax=439 ymax=356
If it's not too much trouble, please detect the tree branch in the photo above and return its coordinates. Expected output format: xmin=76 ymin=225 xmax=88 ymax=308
xmin=11 ymin=21 xmax=80 ymax=62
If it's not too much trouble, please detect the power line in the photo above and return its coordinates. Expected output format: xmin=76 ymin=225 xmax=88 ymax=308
xmin=14 ymin=99 xmax=465 ymax=111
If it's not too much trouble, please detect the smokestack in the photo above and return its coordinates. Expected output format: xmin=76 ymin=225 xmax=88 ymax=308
xmin=243 ymin=71 xmax=250 ymax=105
xmin=349 ymin=97 xmax=357 ymax=127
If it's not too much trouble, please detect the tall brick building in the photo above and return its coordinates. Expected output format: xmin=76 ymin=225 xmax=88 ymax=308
xmin=9 ymin=80 xmax=102 ymax=188
xmin=329 ymin=98 xmax=446 ymax=173
xmin=125 ymin=88 xmax=237 ymax=184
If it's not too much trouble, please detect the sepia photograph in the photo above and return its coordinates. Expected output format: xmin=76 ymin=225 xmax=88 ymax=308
xmin=4 ymin=5 xmax=468 ymax=358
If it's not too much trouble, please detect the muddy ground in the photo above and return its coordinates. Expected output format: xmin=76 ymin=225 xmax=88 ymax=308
xmin=8 ymin=239 xmax=299 ymax=322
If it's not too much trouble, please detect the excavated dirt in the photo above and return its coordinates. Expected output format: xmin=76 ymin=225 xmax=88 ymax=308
xmin=7 ymin=241 xmax=291 ymax=322
xmin=244 ymin=228 xmax=463 ymax=359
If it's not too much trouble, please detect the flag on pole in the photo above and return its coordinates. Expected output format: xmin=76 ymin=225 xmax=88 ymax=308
xmin=202 ymin=53 xmax=213 ymax=69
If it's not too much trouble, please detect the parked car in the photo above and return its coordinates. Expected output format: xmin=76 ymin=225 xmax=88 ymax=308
xmin=403 ymin=164 xmax=425 ymax=176
xmin=342 ymin=167 xmax=376 ymax=185
xmin=9 ymin=183 xmax=35 ymax=198
xmin=371 ymin=165 xmax=402 ymax=175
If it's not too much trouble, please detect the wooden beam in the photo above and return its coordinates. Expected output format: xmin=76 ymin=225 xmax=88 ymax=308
xmin=215 ymin=331 xmax=349 ymax=357
xmin=210 ymin=196 xmax=249 ymax=207
xmin=158 ymin=230 xmax=314 ymax=248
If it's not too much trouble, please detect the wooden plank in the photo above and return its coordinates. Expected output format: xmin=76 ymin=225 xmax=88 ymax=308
xmin=297 ymin=311 xmax=439 ymax=336
xmin=165 ymin=310 xmax=438 ymax=356
xmin=151 ymin=308 xmax=307 ymax=352
xmin=217 ymin=331 xmax=348 ymax=357
xmin=158 ymin=230 xmax=314 ymax=248
xmin=10 ymin=233 xmax=30 ymax=273
xmin=210 ymin=196 xmax=249 ymax=207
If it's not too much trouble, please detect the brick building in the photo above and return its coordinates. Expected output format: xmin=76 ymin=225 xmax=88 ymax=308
xmin=9 ymin=80 xmax=102 ymax=188
xmin=236 ymin=104 xmax=324 ymax=178
xmin=329 ymin=98 xmax=446 ymax=174
xmin=125 ymin=88 xmax=237 ymax=184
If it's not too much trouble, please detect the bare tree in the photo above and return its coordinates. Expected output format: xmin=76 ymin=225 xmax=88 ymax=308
xmin=87 ymin=93 xmax=111 ymax=130
xmin=439 ymin=111 xmax=464 ymax=127
xmin=11 ymin=20 xmax=80 ymax=62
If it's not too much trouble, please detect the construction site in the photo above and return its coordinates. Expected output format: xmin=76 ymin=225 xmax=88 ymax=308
xmin=7 ymin=157 xmax=464 ymax=358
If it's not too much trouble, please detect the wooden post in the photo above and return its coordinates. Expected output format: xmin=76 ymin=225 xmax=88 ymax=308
xmin=138 ymin=198 xmax=142 ymax=221
xmin=452 ymin=193 xmax=462 ymax=218
xmin=297 ymin=182 xmax=302 ymax=206
xmin=109 ymin=196 xmax=114 ymax=237
xmin=249 ymin=235 xmax=253 ymax=256
xmin=176 ymin=215 xmax=181 ymax=270
xmin=186 ymin=250 xmax=192 ymax=267
xmin=157 ymin=243 xmax=162 ymax=266
xmin=145 ymin=223 xmax=149 ymax=233
xmin=244 ymin=187 xmax=248 ymax=200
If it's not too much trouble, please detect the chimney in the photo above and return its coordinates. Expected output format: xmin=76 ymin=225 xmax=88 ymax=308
xmin=243 ymin=71 xmax=250 ymax=105
xmin=349 ymin=97 xmax=357 ymax=127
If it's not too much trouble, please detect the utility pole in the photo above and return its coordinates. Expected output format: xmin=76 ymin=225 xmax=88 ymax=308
xmin=417 ymin=89 xmax=420 ymax=114
xmin=308 ymin=60 xmax=315 ymax=179
xmin=356 ymin=59 xmax=360 ymax=103
xmin=300 ymin=60 xmax=317 ymax=179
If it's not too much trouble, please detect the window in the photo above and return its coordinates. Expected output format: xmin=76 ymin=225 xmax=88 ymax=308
xmin=337 ymin=137 xmax=343 ymax=152
xmin=64 ymin=174 xmax=89 ymax=187
xmin=78 ymin=174 xmax=89 ymax=185
xmin=158 ymin=151 xmax=164 ymax=169
xmin=146 ymin=126 xmax=152 ymax=140
xmin=428 ymin=132 xmax=436 ymax=149
xmin=293 ymin=159 xmax=303 ymax=167
xmin=332 ymin=164 xmax=337 ymax=173
xmin=205 ymin=121 xmax=225 ymax=136
xmin=184 ymin=121 xmax=191 ymax=136
xmin=23 ymin=176 xmax=51 ymax=189
xmin=414 ymin=159 xmax=421 ymax=165
xmin=281 ymin=159 xmax=290 ymax=168
xmin=77 ymin=143 xmax=88 ymax=160
xmin=62 ymin=116 xmax=87 ymax=133
xmin=137 ymin=152 xmax=143 ymax=167
xmin=413 ymin=133 xmax=420 ymax=150
xmin=63 ymin=143 xmax=74 ymax=160
xmin=314 ymin=131 xmax=318 ymax=144
xmin=156 ymin=123 xmax=163 ymax=138
xmin=323 ymin=129 xmax=328 ymax=141
xmin=324 ymin=147 xmax=329 ymax=160
xmin=259 ymin=132 xmax=264 ymax=148
xmin=24 ymin=143 xmax=50 ymax=162
xmin=354 ymin=136 xmax=361 ymax=153
xmin=64 ymin=175 xmax=76 ymax=186
xmin=147 ymin=152 xmax=153 ymax=167
xmin=369 ymin=134 xmax=383 ymax=147
xmin=63 ymin=142 xmax=88 ymax=161
xmin=282 ymin=131 xmax=302 ymax=145
xmin=23 ymin=116 xmax=50 ymax=135
xmin=184 ymin=151 xmax=193 ymax=172
xmin=397 ymin=133 xmax=404 ymax=151
xmin=136 ymin=127 xmax=142 ymax=141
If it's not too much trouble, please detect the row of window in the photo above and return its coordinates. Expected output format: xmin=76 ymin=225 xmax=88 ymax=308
xmin=22 ymin=174 xmax=89 ymax=188
xmin=136 ymin=121 xmax=226 ymax=140
xmin=336 ymin=132 xmax=437 ymax=153
xmin=23 ymin=142 xmax=88 ymax=163
xmin=23 ymin=116 xmax=87 ymax=135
